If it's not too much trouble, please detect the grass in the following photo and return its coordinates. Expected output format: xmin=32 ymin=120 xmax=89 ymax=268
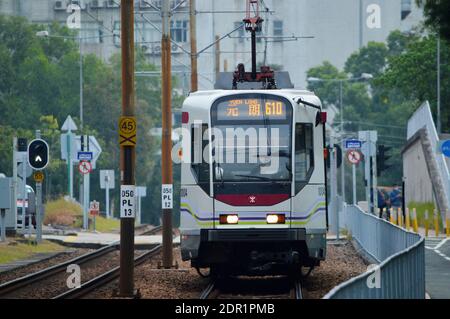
xmin=90 ymin=216 xmax=120 ymax=233
xmin=0 ymin=240 xmax=65 ymax=264
xmin=407 ymin=202 xmax=441 ymax=227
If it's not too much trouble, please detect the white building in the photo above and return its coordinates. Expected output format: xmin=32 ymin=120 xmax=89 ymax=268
xmin=0 ymin=0 xmax=423 ymax=90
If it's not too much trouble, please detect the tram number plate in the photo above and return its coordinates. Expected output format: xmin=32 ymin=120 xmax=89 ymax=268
xmin=162 ymin=184 xmax=173 ymax=209
xmin=120 ymin=185 xmax=136 ymax=218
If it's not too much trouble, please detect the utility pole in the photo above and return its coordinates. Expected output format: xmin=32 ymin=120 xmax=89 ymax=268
xmin=35 ymin=130 xmax=43 ymax=244
xmin=215 ymin=35 xmax=220 ymax=84
xmin=119 ymin=0 xmax=136 ymax=297
xmin=161 ymin=0 xmax=173 ymax=269
xmin=340 ymin=80 xmax=345 ymax=204
xmin=190 ymin=0 xmax=198 ymax=92
xmin=437 ymin=34 xmax=441 ymax=134
xmin=330 ymin=135 xmax=339 ymax=239
xmin=359 ymin=0 xmax=363 ymax=48
xmin=79 ymin=31 xmax=83 ymax=130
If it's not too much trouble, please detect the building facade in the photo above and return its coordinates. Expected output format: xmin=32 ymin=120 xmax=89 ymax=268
xmin=0 ymin=0 xmax=423 ymax=91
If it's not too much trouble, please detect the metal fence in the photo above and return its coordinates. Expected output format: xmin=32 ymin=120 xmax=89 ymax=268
xmin=324 ymin=205 xmax=425 ymax=299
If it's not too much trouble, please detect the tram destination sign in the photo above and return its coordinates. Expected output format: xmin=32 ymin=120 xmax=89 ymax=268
xmin=216 ymin=97 xmax=289 ymax=121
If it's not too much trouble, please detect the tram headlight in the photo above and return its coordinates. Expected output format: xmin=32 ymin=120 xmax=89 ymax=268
xmin=266 ymin=214 xmax=285 ymax=224
xmin=220 ymin=214 xmax=239 ymax=224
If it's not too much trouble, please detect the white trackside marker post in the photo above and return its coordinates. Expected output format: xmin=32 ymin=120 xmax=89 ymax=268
xmin=120 ymin=185 xmax=136 ymax=218
xmin=162 ymin=184 xmax=173 ymax=210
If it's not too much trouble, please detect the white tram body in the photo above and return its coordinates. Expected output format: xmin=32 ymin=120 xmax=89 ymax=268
xmin=179 ymin=89 xmax=327 ymax=274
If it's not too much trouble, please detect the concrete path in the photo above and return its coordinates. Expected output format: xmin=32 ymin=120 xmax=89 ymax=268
xmin=40 ymin=232 xmax=180 ymax=247
xmin=425 ymin=237 xmax=450 ymax=299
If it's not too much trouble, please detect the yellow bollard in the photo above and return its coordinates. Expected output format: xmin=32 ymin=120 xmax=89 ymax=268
xmin=434 ymin=209 xmax=440 ymax=237
xmin=412 ymin=208 xmax=419 ymax=233
xmin=390 ymin=208 xmax=396 ymax=225
xmin=405 ymin=208 xmax=411 ymax=231
xmin=398 ymin=208 xmax=403 ymax=228
xmin=447 ymin=218 xmax=450 ymax=238
xmin=425 ymin=210 xmax=429 ymax=237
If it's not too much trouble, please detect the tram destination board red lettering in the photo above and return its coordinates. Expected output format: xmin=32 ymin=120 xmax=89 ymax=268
xmin=215 ymin=97 xmax=288 ymax=121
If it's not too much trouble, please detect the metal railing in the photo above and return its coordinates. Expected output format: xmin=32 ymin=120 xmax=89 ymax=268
xmin=324 ymin=205 xmax=425 ymax=299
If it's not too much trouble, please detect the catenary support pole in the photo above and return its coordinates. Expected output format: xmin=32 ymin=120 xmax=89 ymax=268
xmin=161 ymin=0 xmax=173 ymax=269
xmin=352 ymin=163 xmax=357 ymax=205
xmin=190 ymin=0 xmax=198 ymax=92
xmin=119 ymin=0 xmax=136 ymax=297
xmin=340 ymin=81 xmax=346 ymax=204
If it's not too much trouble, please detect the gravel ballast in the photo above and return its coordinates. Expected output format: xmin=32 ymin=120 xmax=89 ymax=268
xmin=86 ymin=240 xmax=368 ymax=299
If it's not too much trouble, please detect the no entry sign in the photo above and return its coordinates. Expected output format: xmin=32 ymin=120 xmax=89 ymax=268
xmin=347 ymin=150 xmax=362 ymax=165
xmin=78 ymin=161 xmax=92 ymax=175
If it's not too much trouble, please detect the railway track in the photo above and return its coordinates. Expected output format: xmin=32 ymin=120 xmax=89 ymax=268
xmin=199 ymin=276 xmax=304 ymax=300
xmin=54 ymin=244 xmax=162 ymax=299
xmin=0 ymin=225 xmax=165 ymax=299
xmin=0 ymin=243 xmax=118 ymax=297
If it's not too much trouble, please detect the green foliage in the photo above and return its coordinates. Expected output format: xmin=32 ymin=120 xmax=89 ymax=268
xmin=0 ymin=14 xmax=183 ymax=226
xmin=345 ymin=42 xmax=388 ymax=77
xmin=416 ymin=0 xmax=450 ymax=41
xmin=307 ymin=29 xmax=449 ymax=193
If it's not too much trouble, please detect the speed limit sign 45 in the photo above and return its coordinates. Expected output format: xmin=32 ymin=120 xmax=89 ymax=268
xmin=120 ymin=185 xmax=136 ymax=218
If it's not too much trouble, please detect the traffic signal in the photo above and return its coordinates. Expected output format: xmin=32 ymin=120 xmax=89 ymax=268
xmin=28 ymin=139 xmax=49 ymax=170
xmin=326 ymin=144 xmax=342 ymax=169
xmin=377 ymin=144 xmax=392 ymax=176
xmin=18 ymin=138 xmax=28 ymax=152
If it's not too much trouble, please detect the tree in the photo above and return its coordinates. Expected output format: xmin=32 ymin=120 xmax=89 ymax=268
xmin=345 ymin=42 xmax=388 ymax=77
xmin=416 ymin=0 xmax=450 ymax=41
xmin=0 ymin=14 xmax=172 ymax=225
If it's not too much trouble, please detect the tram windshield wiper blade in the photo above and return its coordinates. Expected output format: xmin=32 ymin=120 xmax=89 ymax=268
xmin=234 ymin=174 xmax=272 ymax=181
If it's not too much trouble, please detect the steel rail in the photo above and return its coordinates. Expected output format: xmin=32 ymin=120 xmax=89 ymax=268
xmin=199 ymin=280 xmax=217 ymax=300
xmin=293 ymin=278 xmax=303 ymax=299
xmin=54 ymin=244 xmax=161 ymax=299
xmin=0 ymin=243 xmax=118 ymax=296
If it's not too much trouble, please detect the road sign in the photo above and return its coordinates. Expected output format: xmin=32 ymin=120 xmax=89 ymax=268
xmin=162 ymin=184 xmax=173 ymax=209
xmin=100 ymin=170 xmax=115 ymax=189
xmin=119 ymin=116 xmax=137 ymax=147
xmin=73 ymin=135 xmax=102 ymax=168
xmin=345 ymin=139 xmax=362 ymax=149
xmin=61 ymin=115 xmax=78 ymax=132
xmin=120 ymin=185 xmax=136 ymax=218
xmin=347 ymin=150 xmax=362 ymax=165
xmin=89 ymin=200 xmax=100 ymax=216
xmin=441 ymin=140 xmax=450 ymax=158
xmin=78 ymin=161 xmax=92 ymax=175
xmin=33 ymin=171 xmax=44 ymax=183
xmin=17 ymin=163 xmax=33 ymax=178
xmin=28 ymin=139 xmax=49 ymax=170
xmin=137 ymin=186 xmax=147 ymax=197
xmin=77 ymin=151 xmax=93 ymax=161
